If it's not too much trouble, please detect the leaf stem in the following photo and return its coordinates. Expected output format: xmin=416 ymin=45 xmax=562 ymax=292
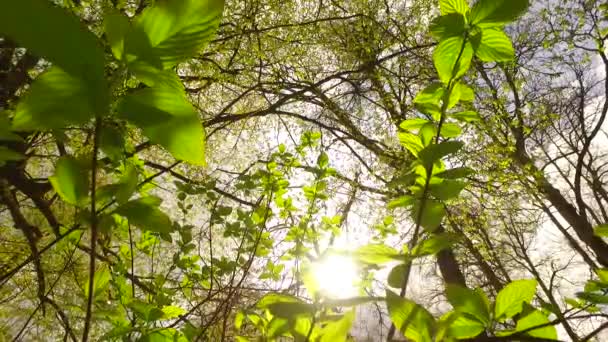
xmin=82 ymin=117 xmax=102 ymax=342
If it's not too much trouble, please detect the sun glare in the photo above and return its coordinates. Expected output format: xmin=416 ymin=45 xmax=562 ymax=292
xmin=312 ymin=255 xmax=359 ymax=299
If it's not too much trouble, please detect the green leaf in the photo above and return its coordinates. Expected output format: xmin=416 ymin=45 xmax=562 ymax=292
xmin=444 ymin=312 xmax=486 ymax=339
xmin=317 ymin=310 xmax=355 ymax=342
xmin=454 ymin=83 xmax=475 ymax=102
xmin=412 ymin=232 xmax=460 ymax=256
xmin=445 ymin=285 xmax=490 ymax=326
xmin=577 ymin=292 xmax=608 ymax=304
xmin=411 ymin=199 xmax=446 ymax=232
xmin=49 ymin=156 xmax=89 ymax=206
xmin=126 ymin=0 xmax=225 ymax=69
xmin=515 ymin=309 xmax=557 ymax=340
xmin=388 ymin=264 xmax=408 ymax=288
xmin=104 ymin=11 xmax=131 ymax=60
xmin=495 ymin=279 xmax=537 ymax=321
xmin=114 ymin=196 xmax=172 ymax=234
xmin=470 ymin=0 xmax=530 ymax=28
xmin=256 ymin=293 xmax=314 ymax=318
xmin=440 ymin=123 xmax=462 ymax=138
xmin=12 ymin=67 xmax=95 ymax=131
xmin=386 ymin=290 xmax=435 ymax=342
xmin=436 ymin=167 xmax=474 ymax=179
xmin=596 ymin=269 xmax=608 ymax=283
xmin=0 ymin=0 xmax=105 ymax=90
xmin=451 ymin=110 xmax=481 ymax=122
xmin=129 ymin=62 xmax=184 ymax=91
xmin=420 ymin=123 xmax=437 ymax=146
xmin=419 ymin=140 xmax=464 ymax=168
xmin=353 ymin=244 xmax=401 ymax=264
xmin=83 ymin=265 xmax=111 ymax=298
xmin=0 ymin=147 xmax=24 ymax=167
xmin=433 ymin=36 xmax=473 ymax=84
xmin=398 ymin=132 xmax=425 ymax=157
xmin=430 ymin=179 xmax=467 ymax=200
xmin=400 ymin=118 xmax=431 ymax=132
xmin=439 ymin=0 xmax=469 ymax=15
xmin=430 ymin=13 xmax=466 ymax=41
xmin=118 ymin=87 xmax=205 ymax=165
xmin=161 ymin=306 xmax=187 ymax=319
xmin=595 ymin=224 xmax=608 ymax=237
xmin=116 ymin=166 xmax=139 ymax=204
xmin=414 ymin=83 xmax=445 ymax=105
xmin=474 ymin=28 xmax=515 ymax=62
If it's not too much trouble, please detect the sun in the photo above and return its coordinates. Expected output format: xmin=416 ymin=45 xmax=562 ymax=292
xmin=311 ymin=255 xmax=359 ymax=299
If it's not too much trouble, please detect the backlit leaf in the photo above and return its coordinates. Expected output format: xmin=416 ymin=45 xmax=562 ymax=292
xmin=114 ymin=196 xmax=172 ymax=234
xmin=514 ymin=309 xmax=557 ymax=340
xmin=433 ymin=36 xmax=473 ymax=84
xmin=474 ymin=28 xmax=515 ymax=62
xmin=49 ymin=156 xmax=89 ymax=206
xmin=386 ymin=290 xmax=435 ymax=342
xmin=126 ymin=0 xmax=225 ymax=69
xmin=470 ymin=0 xmax=530 ymax=28
xmin=118 ymin=87 xmax=205 ymax=165
xmin=495 ymin=279 xmax=537 ymax=321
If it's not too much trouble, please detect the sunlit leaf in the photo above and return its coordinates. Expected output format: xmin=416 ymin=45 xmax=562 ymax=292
xmin=49 ymin=156 xmax=89 ymax=206
xmin=104 ymin=11 xmax=130 ymax=60
xmin=430 ymin=13 xmax=466 ymax=41
xmin=398 ymin=132 xmax=425 ymax=157
xmin=12 ymin=67 xmax=95 ymax=131
xmin=495 ymin=279 xmax=537 ymax=321
xmin=445 ymin=312 xmax=486 ymax=339
xmin=414 ymin=83 xmax=445 ymax=105
xmin=353 ymin=244 xmax=401 ymax=264
xmin=433 ymin=36 xmax=473 ymax=84
xmin=470 ymin=0 xmax=530 ymax=28
xmin=400 ymin=118 xmax=431 ymax=131
xmin=386 ymin=290 xmax=435 ymax=342
xmin=451 ymin=110 xmax=481 ymax=122
xmin=514 ymin=309 xmax=557 ymax=340
xmin=412 ymin=232 xmax=460 ymax=256
xmin=256 ymin=293 xmax=314 ymax=318
xmin=430 ymin=179 xmax=467 ymax=200
xmin=317 ymin=310 xmax=355 ymax=342
xmin=419 ymin=140 xmax=464 ymax=168
xmin=474 ymin=28 xmax=515 ymax=62
xmin=445 ymin=285 xmax=490 ymax=326
xmin=126 ymin=0 xmax=225 ymax=69
xmin=118 ymin=87 xmax=205 ymax=165
xmin=411 ymin=199 xmax=446 ymax=232
xmin=439 ymin=0 xmax=469 ymax=15
xmin=436 ymin=167 xmax=474 ymax=179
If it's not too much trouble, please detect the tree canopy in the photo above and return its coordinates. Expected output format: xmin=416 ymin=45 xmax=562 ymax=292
xmin=1 ymin=0 xmax=608 ymax=341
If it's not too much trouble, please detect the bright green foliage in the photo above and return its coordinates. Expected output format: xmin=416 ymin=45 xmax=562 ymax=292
xmin=473 ymin=28 xmax=515 ymax=62
xmin=513 ymin=309 xmax=557 ymax=340
xmin=125 ymin=0 xmax=225 ymax=69
xmin=469 ymin=0 xmax=530 ymax=28
xmin=118 ymin=87 xmax=206 ymax=165
xmin=11 ymin=67 xmax=95 ymax=130
xmin=353 ymin=244 xmax=401 ymax=264
xmin=443 ymin=312 xmax=486 ymax=339
xmin=386 ymin=290 xmax=435 ymax=342
xmin=412 ymin=232 xmax=460 ymax=256
xmin=439 ymin=0 xmax=469 ymax=15
xmin=104 ymin=11 xmax=130 ymax=61
xmin=49 ymin=156 xmax=89 ymax=206
xmin=433 ymin=36 xmax=473 ymax=84
xmin=494 ymin=279 xmax=537 ymax=321
xmin=445 ymin=284 xmax=490 ymax=326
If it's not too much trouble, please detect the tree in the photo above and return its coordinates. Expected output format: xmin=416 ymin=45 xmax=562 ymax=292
xmin=1 ymin=0 xmax=608 ymax=341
